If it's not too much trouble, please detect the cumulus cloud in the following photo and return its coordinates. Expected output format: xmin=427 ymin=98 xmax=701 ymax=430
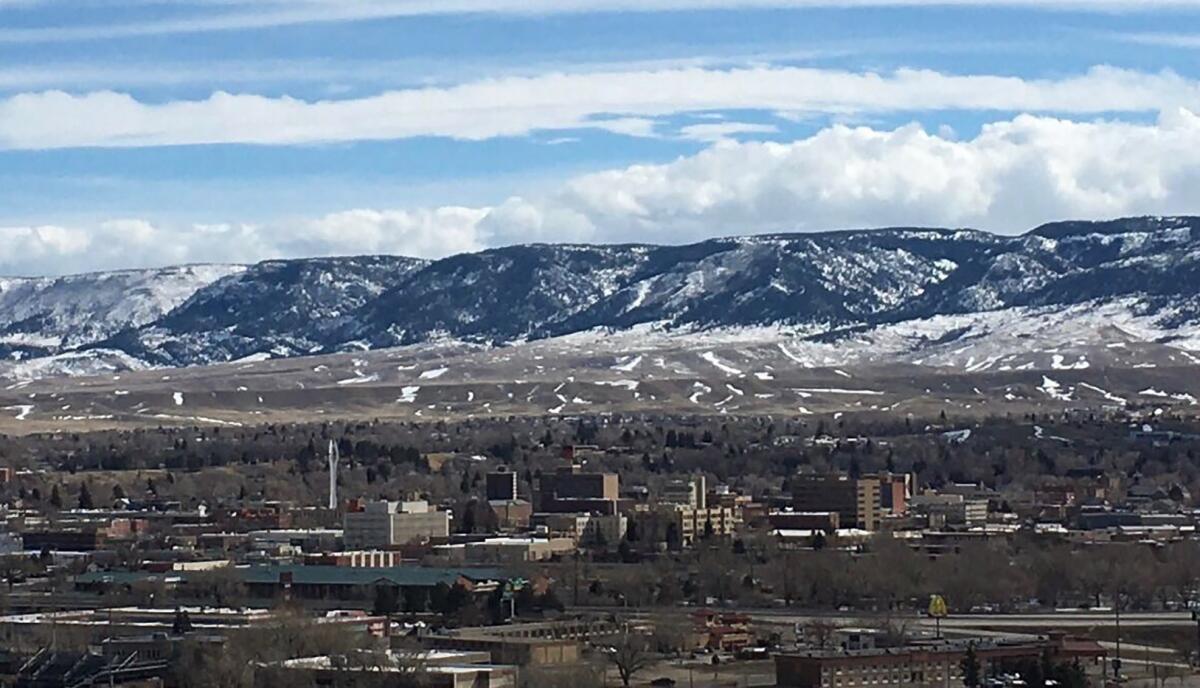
xmin=0 ymin=208 xmax=487 ymax=276
xmin=284 ymin=208 xmax=489 ymax=258
xmin=497 ymin=108 xmax=1200 ymax=244
xmin=1 ymin=65 xmax=1198 ymax=149
xmin=5 ymin=110 xmax=1200 ymax=275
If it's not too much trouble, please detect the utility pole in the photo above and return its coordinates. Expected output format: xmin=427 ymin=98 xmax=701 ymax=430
xmin=1191 ymin=608 xmax=1200 ymax=667
xmin=573 ymin=552 xmax=580 ymax=606
xmin=1113 ymin=595 xmax=1123 ymax=681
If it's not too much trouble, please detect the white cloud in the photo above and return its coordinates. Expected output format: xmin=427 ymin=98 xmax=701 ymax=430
xmin=0 ymin=65 xmax=1197 ymax=150
xmin=0 ymin=207 xmax=488 ymax=275
xmin=5 ymin=109 xmax=1200 ymax=275
xmin=507 ymin=108 xmax=1200 ymax=244
xmin=0 ymin=0 xmax=1195 ymax=43
xmin=679 ymin=122 xmax=780 ymax=142
xmin=1113 ymin=31 xmax=1200 ymax=48
xmin=284 ymin=208 xmax=489 ymax=258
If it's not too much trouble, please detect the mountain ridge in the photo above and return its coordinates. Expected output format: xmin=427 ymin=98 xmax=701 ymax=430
xmin=2 ymin=215 xmax=1198 ymax=378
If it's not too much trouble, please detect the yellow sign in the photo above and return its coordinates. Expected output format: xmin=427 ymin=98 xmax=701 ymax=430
xmin=928 ymin=594 xmax=948 ymax=618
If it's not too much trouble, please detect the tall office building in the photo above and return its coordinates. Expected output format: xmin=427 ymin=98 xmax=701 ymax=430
xmin=791 ymin=474 xmax=881 ymax=531
xmin=486 ymin=470 xmax=519 ymax=502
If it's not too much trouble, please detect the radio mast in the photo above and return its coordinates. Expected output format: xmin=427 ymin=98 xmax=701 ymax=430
xmin=327 ymin=439 xmax=340 ymax=510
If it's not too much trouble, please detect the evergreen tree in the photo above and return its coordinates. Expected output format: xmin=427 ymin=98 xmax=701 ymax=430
xmin=849 ymin=456 xmax=862 ymax=480
xmin=430 ymin=582 xmax=452 ymax=614
xmin=960 ymin=643 xmax=981 ymax=687
xmin=665 ymin=522 xmax=682 ymax=551
xmin=812 ymin=531 xmax=828 ymax=551
xmin=373 ymin=586 xmax=400 ymax=616
xmin=78 ymin=482 xmax=95 ymax=510
xmin=625 ymin=520 xmax=639 ymax=543
xmin=49 ymin=485 xmax=63 ymax=509
xmin=487 ymin=587 xmax=506 ymax=624
xmin=172 ymin=608 xmax=194 ymax=635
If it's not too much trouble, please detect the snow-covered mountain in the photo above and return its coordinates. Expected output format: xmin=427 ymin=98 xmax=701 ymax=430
xmin=107 ymin=256 xmax=427 ymax=367
xmin=0 ymin=264 xmax=244 ymax=361
xmin=3 ymin=216 xmax=1199 ymax=379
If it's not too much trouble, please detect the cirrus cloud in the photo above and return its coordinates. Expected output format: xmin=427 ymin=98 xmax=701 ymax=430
xmin=1 ymin=1 xmax=1197 ymax=44
xmin=0 ymin=65 xmax=1198 ymax=149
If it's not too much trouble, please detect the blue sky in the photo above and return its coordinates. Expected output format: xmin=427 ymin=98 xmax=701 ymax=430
xmin=2 ymin=0 xmax=1200 ymax=275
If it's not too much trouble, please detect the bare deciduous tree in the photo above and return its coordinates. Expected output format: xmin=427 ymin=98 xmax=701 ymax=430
xmin=603 ymin=626 xmax=656 ymax=688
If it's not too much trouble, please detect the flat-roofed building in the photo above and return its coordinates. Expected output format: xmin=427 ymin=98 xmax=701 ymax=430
xmin=303 ymin=550 xmax=408 ymax=567
xmin=487 ymin=499 xmax=532 ymax=531
xmin=536 ymin=465 xmax=618 ymax=514
xmin=768 ymin=511 xmax=840 ymax=531
xmin=775 ymin=635 xmax=1106 ymax=688
xmin=668 ymin=505 xmax=741 ymax=545
xmin=791 ymin=474 xmax=881 ymax=531
xmin=531 ymin=512 xmax=626 ymax=545
xmin=344 ymin=500 xmax=450 ymax=548
xmin=661 ymin=475 xmax=706 ymax=509
xmin=485 ymin=471 xmax=519 ymax=502
xmin=910 ymin=493 xmax=989 ymax=526
xmin=259 ymin=650 xmax=517 ymax=688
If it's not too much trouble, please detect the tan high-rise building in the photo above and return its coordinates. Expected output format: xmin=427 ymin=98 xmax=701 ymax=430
xmin=661 ymin=475 xmax=706 ymax=509
xmin=791 ymin=474 xmax=881 ymax=531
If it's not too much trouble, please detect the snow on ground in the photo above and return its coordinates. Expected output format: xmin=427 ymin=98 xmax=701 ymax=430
xmin=611 ymin=355 xmax=643 ymax=372
xmin=397 ymin=386 xmax=420 ymax=403
xmin=700 ymin=351 xmax=742 ymax=376
xmin=1051 ymin=354 xmax=1090 ymax=370
xmin=337 ymin=374 xmax=380 ymax=386
xmin=594 ymin=380 xmax=640 ymax=391
xmin=943 ymin=429 xmax=972 ymax=443
xmin=419 ymin=367 xmax=449 ymax=380
xmin=1077 ymin=382 xmax=1126 ymax=405
xmin=5 ymin=405 xmax=33 ymax=420
xmin=1142 ymin=389 xmax=1200 ymax=404
xmin=777 ymin=343 xmax=811 ymax=366
xmin=232 ymin=352 xmax=272 ymax=364
xmin=792 ymin=387 xmax=885 ymax=396
xmin=1038 ymin=377 xmax=1073 ymax=401
xmin=153 ymin=413 xmax=242 ymax=426
xmin=173 ymin=392 xmax=184 ymax=406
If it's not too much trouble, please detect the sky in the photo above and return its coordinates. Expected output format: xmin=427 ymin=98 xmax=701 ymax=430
xmin=3 ymin=0 xmax=1200 ymax=275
